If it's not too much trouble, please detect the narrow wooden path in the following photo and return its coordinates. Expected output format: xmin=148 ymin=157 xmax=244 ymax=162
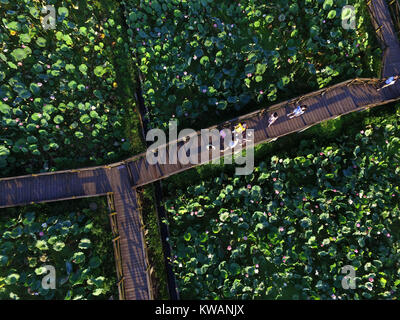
xmin=0 ymin=0 xmax=399 ymax=300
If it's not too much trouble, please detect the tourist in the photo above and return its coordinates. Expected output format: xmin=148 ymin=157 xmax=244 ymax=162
xmin=268 ymin=112 xmax=279 ymax=127
xmin=234 ymin=122 xmax=247 ymax=134
xmin=287 ymin=105 xmax=308 ymax=119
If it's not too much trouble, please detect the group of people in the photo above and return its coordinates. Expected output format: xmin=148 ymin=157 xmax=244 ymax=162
xmin=266 ymin=74 xmax=399 ymax=127
xmin=267 ymin=104 xmax=308 ymax=127
xmin=206 ymin=74 xmax=399 ymax=151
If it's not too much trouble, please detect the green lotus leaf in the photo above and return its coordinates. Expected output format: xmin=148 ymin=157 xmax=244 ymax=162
xmin=78 ymin=238 xmax=92 ymax=250
xmin=53 ymin=241 xmax=65 ymax=251
xmin=11 ymin=48 xmax=28 ymax=61
xmin=35 ymin=240 xmax=48 ymax=251
xmin=89 ymin=256 xmax=101 ymax=268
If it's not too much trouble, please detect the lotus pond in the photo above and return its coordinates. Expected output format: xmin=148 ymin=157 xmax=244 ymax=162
xmin=163 ymin=104 xmax=400 ymax=300
xmin=0 ymin=198 xmax=117 ymax=300
xmin=124 ymin=0 xmax=381 ymax=130
xmin=0 ymin=0 xmax=142 ymax=178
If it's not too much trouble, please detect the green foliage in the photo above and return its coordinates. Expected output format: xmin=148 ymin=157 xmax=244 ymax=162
xmin=124 ymin=0 xmax=380 ymax=129
xmin=0 ymin=199 xmax=117 ymax=300
xmin=0 ymin=0 xmax=142 ymax=177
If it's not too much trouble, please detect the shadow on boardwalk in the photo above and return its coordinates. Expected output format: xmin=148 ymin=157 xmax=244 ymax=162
xmin=0 ymin=0 xmax=400 ymax=300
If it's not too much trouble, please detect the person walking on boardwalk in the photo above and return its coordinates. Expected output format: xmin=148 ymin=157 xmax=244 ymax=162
xmin=287 ymin=105 xmax=308 ymax=119
xmin=377 ymin=75 xmax=399 ymax=91
xmin=268 ymin=112 xmax=279 ymax=127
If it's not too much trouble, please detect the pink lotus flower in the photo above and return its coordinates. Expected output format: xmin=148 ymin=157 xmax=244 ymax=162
xmin=227 ymin=245 xmax=232 ymax=251
xmin=369 ymin=277 xmax=374 ymax=282
xmin=275 ymin=190 xmax=279 ymax=194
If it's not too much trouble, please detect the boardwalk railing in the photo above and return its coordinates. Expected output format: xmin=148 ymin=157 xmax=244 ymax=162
xmin=367 ymin=0 xmax=390 ymax=48
xmin=107 ymin=192 xmax=125 ymax=300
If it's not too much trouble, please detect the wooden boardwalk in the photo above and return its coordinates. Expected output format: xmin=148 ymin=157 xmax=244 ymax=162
xmin=0 ymin=0 xmax=399 ymax=300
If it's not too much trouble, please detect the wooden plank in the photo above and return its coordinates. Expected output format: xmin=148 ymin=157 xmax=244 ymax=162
xmin=323 ymin=87 xmax=350 ymax=115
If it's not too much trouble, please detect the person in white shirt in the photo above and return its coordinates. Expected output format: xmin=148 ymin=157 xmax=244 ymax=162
xmin=287 ymin=105 xmax=308 ymax=119
xmin=377 ymin=75 xmax=399 ymax=91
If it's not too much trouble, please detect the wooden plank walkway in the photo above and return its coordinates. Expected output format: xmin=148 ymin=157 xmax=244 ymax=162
xmin=110 ymin=167 xmax=152 ymax=300
xmin=0 ymin=0 xmax=400 ymax=300
xmin=368 ymin=0 xmax=400 ymax=77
